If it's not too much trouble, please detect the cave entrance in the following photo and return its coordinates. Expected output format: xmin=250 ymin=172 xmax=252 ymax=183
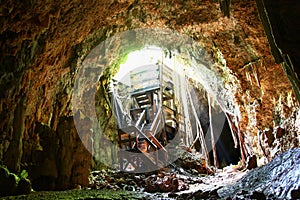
xmin=74 ymin=28 xmax=242 ymax=173
xmin=109 ymin=46 xmax=240 ymax=172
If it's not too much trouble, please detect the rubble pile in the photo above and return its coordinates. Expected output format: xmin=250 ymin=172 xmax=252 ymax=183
xmin=88 ymin=168 xmax=203 ymax=193
xmin=88 ymin=150 xmax=211 ymax=193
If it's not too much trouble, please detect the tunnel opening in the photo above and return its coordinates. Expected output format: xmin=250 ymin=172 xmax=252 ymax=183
xmin=214 ymin=118 xmax=241 ymax=167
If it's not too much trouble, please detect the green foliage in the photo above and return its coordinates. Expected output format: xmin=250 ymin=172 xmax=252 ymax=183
xmin=0 ymin=164 xmax=10 ymax=178
xmin=11 ymin=172 xmax=20 ymax=184
xmin=20 ymin=169 xmax=28 ymax=180
xmin=0 ymin=164 xmax=29 ymax=184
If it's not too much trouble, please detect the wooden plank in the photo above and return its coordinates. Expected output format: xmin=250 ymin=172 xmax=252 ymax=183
xmin=148 ymin=134 xmax=167 ymax=152
xmin=135 ymin=110 xmax=146 ymax=127
xmin=136 ymin=95 xmax=148 ymax=101
xmin=119 ymin=125 xmax=136 ymax=133
xmin=130 ymin=86 xmax=160 ymax=96
xmin=163 ymin=105 xmax=175 ymax=115
xmin=163 ymin=71 xmax=173 ymax=80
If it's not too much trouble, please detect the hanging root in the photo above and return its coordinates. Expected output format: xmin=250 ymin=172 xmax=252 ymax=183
xmin=186 ymin=82 xmax=210 ymax=165
xmin=234 ymin=116 xmax=247 ymax=163
xmin=207 ymin=93 xmax=219 ymax=168
xmin=225 ymin=112 xmax=239 ymax=148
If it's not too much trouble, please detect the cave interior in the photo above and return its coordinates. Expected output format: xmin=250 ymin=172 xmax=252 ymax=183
xmin=0 ymin=0 xmax=300 ymax=199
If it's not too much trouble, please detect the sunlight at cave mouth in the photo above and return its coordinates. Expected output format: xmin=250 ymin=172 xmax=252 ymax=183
xmin=69 ymin=25 xmax=249 ymax=174
xmin=110 ymin=46 xmax=240 ymax=172
xmin=114 ymin=46 xmax=190 ymax=85
xmin=114 ymin=46 xmax=209 ymax=89
xmin=114 ymin=46 xmax=162 ymax=84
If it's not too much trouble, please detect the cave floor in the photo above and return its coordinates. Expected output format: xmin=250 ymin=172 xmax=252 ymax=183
xmin=1 ymin=167 xmax=247 ymax=200
xmin=175 ymin=168 xmax=246 ymax=196
xmin=1 ymin=189 xmax=142 ymax=200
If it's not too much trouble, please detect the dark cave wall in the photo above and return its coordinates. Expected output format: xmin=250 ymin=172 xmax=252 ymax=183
xmin=0 ymin=0 xmax=299 ymax=189
xmin=255 ymin=0 xmax=300 ymax=102
xmin=262 ymin=0 xmax=300 ymax=70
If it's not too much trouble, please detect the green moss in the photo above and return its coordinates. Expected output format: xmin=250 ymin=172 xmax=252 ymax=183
xmin=3 ymin=189 xmax=144 ymax=200
xmin=212 ymin=41 xmax=226 ymax=67
xmin=0 ymin=165 xmax=31 ymax=185
xmin=0 ymin=165 xmax=32 ymax=197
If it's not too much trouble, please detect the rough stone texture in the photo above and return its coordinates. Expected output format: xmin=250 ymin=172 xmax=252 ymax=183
xmin=25 ymin=118 xmax=92 ymax=191
xmin=218 ymin=148 xmax=300 ymax=200
xmin=0 ymin=0 xmax=299 ymax=188
xmin=56 ymin=117 xmax=92 ymax=190
xmin=255 ymin=109 xmax=300 ymax=165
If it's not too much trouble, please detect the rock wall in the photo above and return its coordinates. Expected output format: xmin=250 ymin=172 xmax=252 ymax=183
xmin=0 ymin=0 xmax=299 ymax=189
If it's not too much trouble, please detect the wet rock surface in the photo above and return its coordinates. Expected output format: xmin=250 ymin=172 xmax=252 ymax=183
xmin=3 ymin=149 xmax=300 ymax=199
xmin=88 ymin=168 xmax=203 ymax=194
xmin=86 ymin=149 xmax=300 ymax=199
xmin=218 ymin=148 xmax=300 ymax=199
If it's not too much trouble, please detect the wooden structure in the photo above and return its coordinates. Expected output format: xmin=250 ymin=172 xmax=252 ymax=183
xmin=111 ymin=63 xmax=188 ymax=171
xmin=110 ymin=61 xmax=242 ymax=170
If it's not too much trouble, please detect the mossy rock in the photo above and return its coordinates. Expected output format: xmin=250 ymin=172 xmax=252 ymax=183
xmin=2 ymin=189 xmax=144 ymax=200
xmin=0 ymin=165 xmax=32 ymax=197
xmin=0 ymin=166 xmax=17 ymax=197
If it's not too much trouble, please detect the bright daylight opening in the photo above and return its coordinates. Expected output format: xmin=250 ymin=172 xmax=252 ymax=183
xmin=114 ymin=46 xmax=188 ymax=85
xmin=110 ymin=46 xmax=240 ymax=173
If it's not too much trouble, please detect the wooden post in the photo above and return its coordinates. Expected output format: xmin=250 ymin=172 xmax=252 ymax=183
xmin=159 ymin=61 xmax=168 ymax=146
xmin=207 ymin=93 xmax=219 ymax=168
